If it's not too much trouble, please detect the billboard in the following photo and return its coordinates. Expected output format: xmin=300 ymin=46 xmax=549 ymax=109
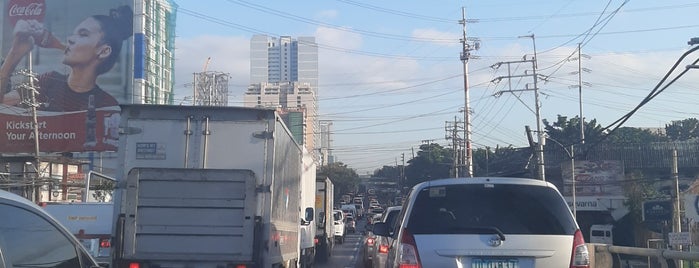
xmin=0 ymin=0 xmax=132 ymax=153
xmin=562 ymin=160 xmax=624 ymax=197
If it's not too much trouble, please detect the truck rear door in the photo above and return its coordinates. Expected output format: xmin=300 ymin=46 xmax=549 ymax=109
xmin=119 ymin=168 xmax=257 ymax=263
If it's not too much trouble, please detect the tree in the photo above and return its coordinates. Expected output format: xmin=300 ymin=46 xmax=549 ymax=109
xmin=622 ymin=170 xmax=664 ymax=246
xmin=317 ymin=162 xmax=359 ymax=202
xmin=404 ymin=143 xmax=452 ymax=188
xmin=605 ymin=127 xmax=667 ymax=144
xmin=373 ymin=165 xmax=401 ymax=182
xmin=543 ymin=115 xmax=605 ymax=147
xmin=472 ymin=146 xmax=531 ymax=177
xmin=665 ymin=118 xmax=699 ymax=141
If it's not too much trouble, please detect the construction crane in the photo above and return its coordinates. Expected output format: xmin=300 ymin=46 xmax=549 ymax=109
xmin=202 ymin=57 xmax=211 ymax=72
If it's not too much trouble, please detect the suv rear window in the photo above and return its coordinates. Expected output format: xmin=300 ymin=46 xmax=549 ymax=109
xmin=406 ymin=183 xmax=577 ymax=235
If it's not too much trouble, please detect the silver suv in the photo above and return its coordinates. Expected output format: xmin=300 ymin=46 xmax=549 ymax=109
xmin=373 ymin=177 xmax=589 ymax=268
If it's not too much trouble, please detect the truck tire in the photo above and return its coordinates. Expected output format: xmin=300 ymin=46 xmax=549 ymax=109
xmin=315 ymin=245 xmax=328 ymax=263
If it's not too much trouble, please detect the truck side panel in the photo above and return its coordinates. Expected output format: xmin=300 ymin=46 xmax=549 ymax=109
xmin=268 ymin=119 xmax=302 ymax=264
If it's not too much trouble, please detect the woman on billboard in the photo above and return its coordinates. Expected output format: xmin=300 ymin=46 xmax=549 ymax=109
xmin=0 ymin=5 xmax=132 ymax=112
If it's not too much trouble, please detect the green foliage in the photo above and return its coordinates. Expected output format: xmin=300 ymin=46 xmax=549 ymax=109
xmin=622 ymin=170 xmax=663 ymax=223
xmin=472 ymin=146 xmax=528 ymax=177
xmin=317 ymin=162 xmax=359 ymax=202
xmin=665 ymin=118 xmax=699 ymax=141
xmin=543 ymin=115 xmax=605 ymax=147
xmin=605 ymin=127 xmax=667 ymax=144
xmin=404 ymin=143 xmax=452 ymax=188
xmin=373 ymin=165 xmax=401 ymax=182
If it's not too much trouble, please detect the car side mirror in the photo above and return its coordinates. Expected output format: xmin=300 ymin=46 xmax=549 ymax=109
xmin=317 ymin=211 xmax=325 ymax=225
xmin=372 ymin=222 xmax=389 ymax=236
xmin=304 ymin=207 xmax=314 ymax=223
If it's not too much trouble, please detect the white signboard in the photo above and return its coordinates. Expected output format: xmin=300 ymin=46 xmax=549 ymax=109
xmin=669 ymin=232 xmax=692 ymax=246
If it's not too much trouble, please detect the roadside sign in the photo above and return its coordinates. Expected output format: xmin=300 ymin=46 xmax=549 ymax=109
xmin=669 ymin=232 xmax=692 ymax=246
xmin=642 ymin=200 xmax=673 ymax=222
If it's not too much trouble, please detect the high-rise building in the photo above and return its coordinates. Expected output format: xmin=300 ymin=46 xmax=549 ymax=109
xmin=133 ymin=0 xmax=178 ymax=105
xmin=248 ymin=35 xmax=319 ymax=161
xmin=250 ymin=35 xmax=318 ymax=90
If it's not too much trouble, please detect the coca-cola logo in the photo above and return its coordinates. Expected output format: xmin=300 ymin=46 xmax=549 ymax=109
xmin=9 ymin=3 xmax=43 ymax=16
xmin=7 ymin=0 xmax=45 ymax=26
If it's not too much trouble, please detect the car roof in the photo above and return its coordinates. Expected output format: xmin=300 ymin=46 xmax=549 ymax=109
xmin=413 ymin=177 xmax=555 ymax=191
xmin=0 ymin=190 xmax=34 ymax=207
xmin=0 ymin=189 xmax=99 ymax=264
xmin=0 ymin=190 xmax=73 ymax=226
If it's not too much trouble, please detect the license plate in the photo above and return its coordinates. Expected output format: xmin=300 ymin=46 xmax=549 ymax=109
xmin=471 ymin=258 xmax=518 ymax=268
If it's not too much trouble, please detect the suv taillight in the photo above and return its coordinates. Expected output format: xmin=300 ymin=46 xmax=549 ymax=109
xmin=570 ymin=229 xmax=590 ymax=268
xmin=398 ymin=228 xmax=421 ymax=268
xmin=366 ymin=237 xmax=375 ymax=246
xmin=379 ymin=244 xmax=389 ymax=254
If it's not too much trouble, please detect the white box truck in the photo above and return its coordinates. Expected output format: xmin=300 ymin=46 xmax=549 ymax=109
xmin=314 ymin=177 xmax=334 ymax=262
xmin=112 ymin=105 xmax=311 ymax=268
xmin=298 ymin=148 xmax=317 ymax=267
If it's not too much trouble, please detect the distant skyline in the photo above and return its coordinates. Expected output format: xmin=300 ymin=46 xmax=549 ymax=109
xmin=173 ymin=0 xmax=699 ymax=174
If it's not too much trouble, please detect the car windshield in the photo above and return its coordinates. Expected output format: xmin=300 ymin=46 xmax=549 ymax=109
xmin=406 ymin=183 xmax=577 ymax=235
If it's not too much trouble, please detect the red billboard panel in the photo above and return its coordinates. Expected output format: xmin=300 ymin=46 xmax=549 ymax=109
xmin=0 ymin=0 xmax=132 ymax=153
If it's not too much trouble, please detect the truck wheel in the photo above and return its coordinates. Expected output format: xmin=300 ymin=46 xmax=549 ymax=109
xmin=315 ymin=246 xmax=328 ymax=263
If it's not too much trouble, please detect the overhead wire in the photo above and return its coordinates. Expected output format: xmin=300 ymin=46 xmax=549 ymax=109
xmin=586 ymin=45 xmax=699 ymax=152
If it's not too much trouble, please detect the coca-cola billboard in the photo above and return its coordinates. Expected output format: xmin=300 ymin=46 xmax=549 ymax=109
xmin=0 ymin=0 xmax=133 ymax=153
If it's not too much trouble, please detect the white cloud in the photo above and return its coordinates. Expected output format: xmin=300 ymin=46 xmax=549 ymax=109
xmin=315 ymin=26 xmax=362 ymax=50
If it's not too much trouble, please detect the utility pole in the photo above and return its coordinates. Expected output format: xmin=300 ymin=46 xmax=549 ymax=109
xmin=491 ymin=34 xmax=546 ymax=181
xmin=18 ymin=52 xmax=42 ymax=202
xmin=577 ymin=43 xmax=585 ymax=144
xmin=400 ymin=153 xmax=405 ymax=189
xmin=459 ymin=7 xmax=479 ymax=178
xmin=672 ymin=149 xmax=681 ymax=250
xmin=445 ymin=117 xmax=461 ymax=177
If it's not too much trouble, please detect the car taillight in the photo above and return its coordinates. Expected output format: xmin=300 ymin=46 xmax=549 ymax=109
xmin=100 ymin=239 xmax=111 ymax=248
xmin=379 ymin=244 xmax=389 ymax=254
xmin=314 ymin=237 xmax=319 ymax=245
xmin=129 ymin=263 xmax=140 ymax=268
xmin=398 ymin=228 xmax=421 ymax=268
xmin=366 ymin=237 xmax=375 ymax=246
xmin=570 ymin=229 xmax=590 ymax=268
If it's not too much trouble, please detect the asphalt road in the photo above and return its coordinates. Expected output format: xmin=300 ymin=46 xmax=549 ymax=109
xmin=315 ymin=218 xmax=369 ymax=268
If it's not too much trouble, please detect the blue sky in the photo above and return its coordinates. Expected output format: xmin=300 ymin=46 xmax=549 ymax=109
xmin=172 ymin=0 xmax=699 ymax=174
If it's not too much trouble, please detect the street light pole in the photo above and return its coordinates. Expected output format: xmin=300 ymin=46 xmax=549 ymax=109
xmin=546 ymin=137 xmax=576 ymax=217
xmin=570 ymin=144 xmax=576 ymax=218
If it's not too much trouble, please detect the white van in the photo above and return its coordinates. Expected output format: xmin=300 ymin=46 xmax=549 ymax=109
xmin=340 ymin=204 xmax=357 ymax=218
xmin=333 ymin=210 xmax=346 ymax=244
xmin=590 ymin=224 xmax=614 ymax=244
